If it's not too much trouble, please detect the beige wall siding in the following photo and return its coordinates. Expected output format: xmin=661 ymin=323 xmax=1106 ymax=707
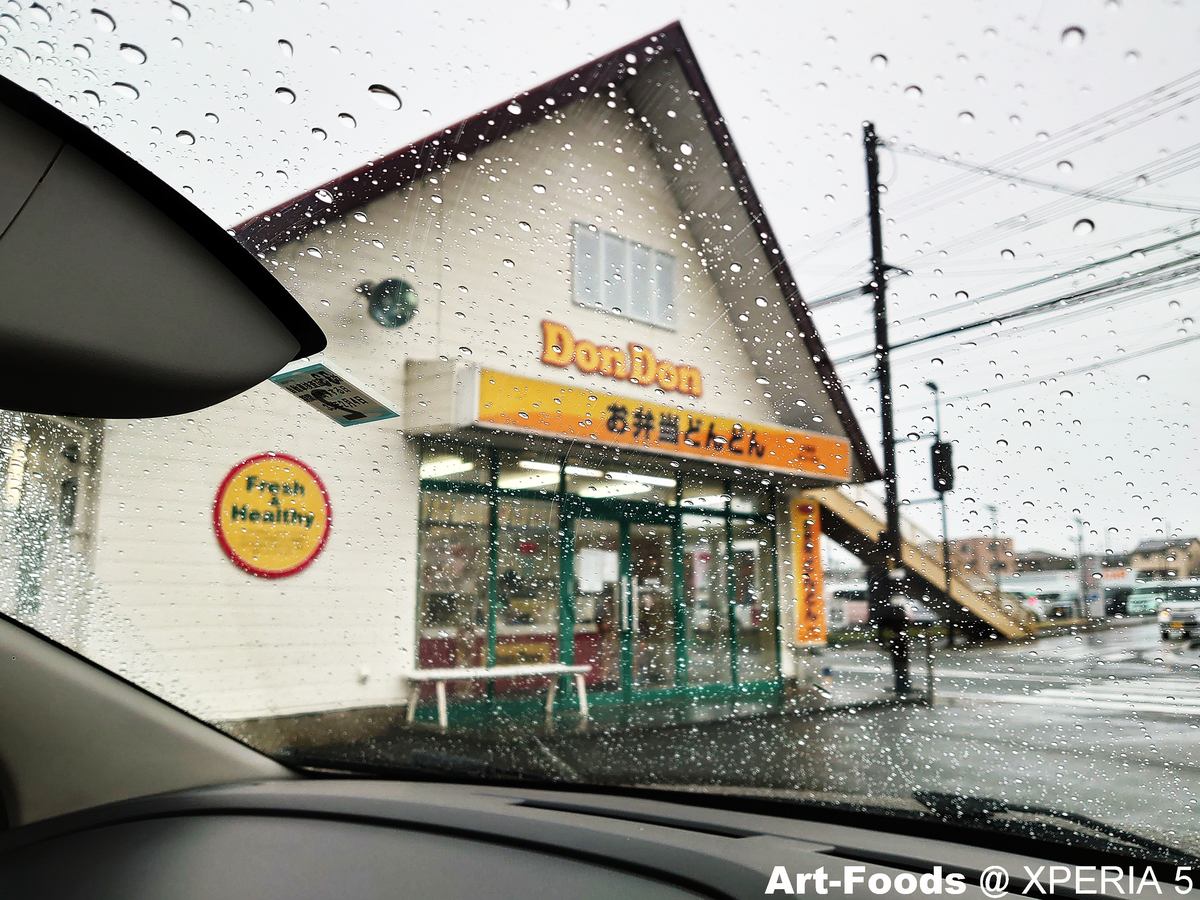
xmin=267 ymin=94 xmax=777 ymax=423
xmin=89 ymin=388 xmax=421 ymax=719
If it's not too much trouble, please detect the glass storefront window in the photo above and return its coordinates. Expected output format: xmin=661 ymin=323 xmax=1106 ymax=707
xmin=419 ymin=443 xmax=490 ymax=484
xmin=732 ymin=517 xmax=779 ymax=682
xmin=416 ymin=493 xmax=490 ymax=678
xmin=681 ymin=477 xmax=727 ymax=511
xmin=682 ymin=513 xmax=731 ymax=686
xmin=729 ymin=489 xmax=768 ymax=516
xmin=494 ymin=497 xmax=561 ymax=676
xmin=415 ymin=440 xmax=779 ymax=699
xmin=565 ymin=465 xmax=676 ymax=504
xmin=496 ymin=451 xmax=561 ymax=494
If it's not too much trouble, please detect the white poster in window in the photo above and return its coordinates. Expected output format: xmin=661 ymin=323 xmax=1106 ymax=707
xmin=576 ymin=547 xmax=619 ymax=593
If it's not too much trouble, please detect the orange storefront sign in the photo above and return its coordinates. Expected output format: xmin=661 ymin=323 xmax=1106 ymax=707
xmin=791 ymin=499 xmax=827 ymax=646
xmin=540 ymin=320 xmax=703 ymax=397
xmin=476 ymin=368 xmax=851 ymax=482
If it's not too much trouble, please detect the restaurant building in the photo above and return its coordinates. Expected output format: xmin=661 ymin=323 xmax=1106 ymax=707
xmin=1 ymin=24 xmax=880 ymax=727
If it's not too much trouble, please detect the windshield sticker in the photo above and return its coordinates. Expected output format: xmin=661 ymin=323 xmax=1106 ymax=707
xmin=270 ymin=360 xmax=400 ymax=427
xmin=213 ymin=453 xmax=331 ymax=578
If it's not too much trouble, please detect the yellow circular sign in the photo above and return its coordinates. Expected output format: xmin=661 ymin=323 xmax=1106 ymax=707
xmin=213 ymin=453 xmax=331 ymax=578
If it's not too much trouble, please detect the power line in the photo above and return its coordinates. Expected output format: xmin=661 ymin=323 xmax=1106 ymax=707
xmin=929 ymin=332 xmax=1200 ymax=405
xmin=823 ymin=228 xmax=1200 ymax=348
xmin=833 ymin=252 xmax=1200 ymax=363
xmin=799 ymin=68 xmax=1200 ymax=268
xmin=890 ymin=143 xmax=1200 ymax=215
xmin=890 ymin=145 xmax=1200 ymax=274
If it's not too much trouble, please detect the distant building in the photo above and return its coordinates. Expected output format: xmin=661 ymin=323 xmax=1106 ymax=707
xmin=1130 ymin=538 xmax=1200 ymax=580
xmin=1015 ymin=550 xmax=1076 ymax=573
xmin=953 ymin=536 xmax=1016 ymax=578
xmin=1100 ymin=552 xmax=1133 ymax=570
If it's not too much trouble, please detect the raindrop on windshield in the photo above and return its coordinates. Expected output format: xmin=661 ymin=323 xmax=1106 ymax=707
xmin=111 ymin=82 xmax=138 ymax=100
xmin=238 ymin=0 xmax=253 ymax=11
xmin=549 ymin=0 xmax=570 ymax=9
xmin=507 ymin=102 xmax=522 ymax=115
xmin=518 ymin=221 xmax=531 ymax=231
xmin=338 ymin=112 xmax=356 ymax=128
xmin=503 ymin=259 xmax=515 ymax=268
xmin=1136 ymin=374 xmax=1150 ymax=383
xmin=532 ymin=184 xmax=546 ymax=194
xmin=169 ymin=1 xmax=190 ymax=21
xmin=870 ymin=54 xmax=887 ymax=69
xmin=91 ymin=9 xmax=115 ymax=33
xmin=28 ymin=4 xmax=50 ymax=24
xmin=904 ymin=85 xmax=922 ymax=99
xmin=278 ymin=39 xmax=292 ymax=57
xmin=353 ymin=212 xmax=367 ymax=223
xmin=1073 ymin=218 xmax=1095 ymax=235
xmin=311 ymin=127 xmax=326 ymax=140
xmin=204 ymin=112 xmax=218 ymax=124
xmin=729 ymin=262 xmax=742 ymax=273
xmin=315 ymin=189 xmax=333 ymax=203
xmin=957 ymin=110 xmax=974 ymax=123
xmin=1060 ymin=390 xmax=1074 ymax=398
xmin=1125 ymin=50 xmax=1140 ymax=64
xmin=175 ymin=130 xmax=195 ymax=145
xmin=118 ymin=43 xmax=146 ymax=64
xmin=679 ymin=141 xmax=693 ymax=156
xmin=275 ymin=87 xmax=295 ymax=104
xmin=82 ymin=90 xmax=100 ymax=107
xmin=755 ymin=296 xmax=768 ymax=307
xmin=368 ymin=84 xmax=402 ymax=110
xmin=306 ymin=248 xmax=322 ymax=259
xmin=1135 ymin=174 xmax=1148 ymax=187
xmin=955 ymin=291 xmax=968 ymax=300
xmin=1061 ymin=26 xmax=1085 ymax=47
xmin=1057 ymin=160 xmax=1073 ymax=173
xmin=73 ymin=43 xmax=90 ymax=59
xmin=0 ymin=14 xmax=20 ymax=33
xmin=1000 ymin=248 xmax=1015 ymax=260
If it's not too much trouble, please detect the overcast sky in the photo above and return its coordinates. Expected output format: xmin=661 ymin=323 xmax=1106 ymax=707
xmin=4 ymin=0 xmax=1199 ymax=557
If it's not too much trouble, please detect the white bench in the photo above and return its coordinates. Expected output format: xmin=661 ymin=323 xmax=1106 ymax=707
xmin=403 ymin=663 xmax=592 ymax=728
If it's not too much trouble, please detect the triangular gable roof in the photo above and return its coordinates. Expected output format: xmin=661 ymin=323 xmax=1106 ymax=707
xmin=235 ymin=22 xmax=882 ymax=483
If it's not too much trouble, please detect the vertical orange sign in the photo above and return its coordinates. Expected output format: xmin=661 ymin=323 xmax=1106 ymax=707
xmin=791 ymin=498 xmax=827 ymax=646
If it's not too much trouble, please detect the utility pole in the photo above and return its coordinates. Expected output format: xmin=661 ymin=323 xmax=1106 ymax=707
xmin=864 ymin=122 xmax=902 ymax=618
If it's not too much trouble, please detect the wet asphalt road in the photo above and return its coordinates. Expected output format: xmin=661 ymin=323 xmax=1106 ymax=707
xmin=550 ymin=621 xmax=1200 ymax=852
xmin=335 ymin=621 xmax=1200 ymax=854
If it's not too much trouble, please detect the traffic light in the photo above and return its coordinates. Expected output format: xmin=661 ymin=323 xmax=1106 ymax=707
xmin=931 ymin=441 xmax=954 ymax=493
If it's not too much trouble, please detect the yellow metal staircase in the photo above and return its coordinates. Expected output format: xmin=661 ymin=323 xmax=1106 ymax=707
xmin=802 ymin=487 xmax=1036 ymax=640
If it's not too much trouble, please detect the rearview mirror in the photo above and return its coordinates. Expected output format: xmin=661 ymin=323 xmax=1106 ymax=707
xmin=0 ymin=75 xmax=326 ymax=418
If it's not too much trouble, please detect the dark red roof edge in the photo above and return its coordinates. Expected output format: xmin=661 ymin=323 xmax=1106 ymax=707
xmin=233 ymin=23 xmax=883 ymax=483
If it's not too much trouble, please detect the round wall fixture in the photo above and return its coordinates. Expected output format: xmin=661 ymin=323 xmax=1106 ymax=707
xmin=363 ymin=278 xmax=418 ymax=328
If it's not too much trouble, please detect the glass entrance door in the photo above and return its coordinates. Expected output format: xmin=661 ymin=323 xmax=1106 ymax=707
xmin=570 ymin=514 xmax=677 ymax=700
xmin=571 ymin=518 xmax=622 ymax=693
xmin=630 ymin=523 xmax=675 ymax=691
